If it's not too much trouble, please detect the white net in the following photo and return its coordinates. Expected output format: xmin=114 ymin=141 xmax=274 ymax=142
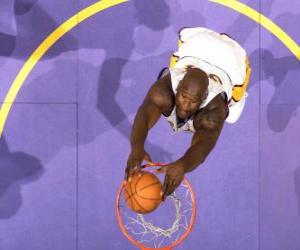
xmin=118 ymin=181 xmax=195 ymax=249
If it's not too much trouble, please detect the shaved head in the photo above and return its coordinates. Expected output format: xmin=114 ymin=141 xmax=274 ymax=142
xmin=179 ymin=67 xmax=209 ymax=95
xmin=175 ymin=67 xmax=209 ymax=119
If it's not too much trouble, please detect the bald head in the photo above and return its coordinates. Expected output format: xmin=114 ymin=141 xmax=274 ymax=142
xmin=175 ymin=67 xmax=209 ymax=119
xmin=180 ymin=67 xmax=208 ymax=93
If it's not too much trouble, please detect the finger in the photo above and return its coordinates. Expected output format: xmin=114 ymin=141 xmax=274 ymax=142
xmin=163 ymin=176 xmax=173 ymax=200
xmin=143 ymin=154 xmax=152 ymax=163
xmin=131 ymin=160 xmax=140 ymax=170
xmin=172 ymin=179 xmax=178 ymax=189
xmin=127 ymin=166 xmax=137 ymax=182
xmin=174 ymin=181 xmax=180 ymax=191
xmin=161 ymin=189 xmax=167 ymax=201
xmin=172 ymin=178 xmax=182 ymax=193
xmin=128 ymin=170 xmax=133 ymax=182
xmin=166 ymin=182 xmax=174 ymax=196
xmin=169 ymin=181 xmax=179 ymax=195
xmin=162 ymin=175 xmax=169 ymax=201
xmin=124 ymin=169 xmax=129 ymax=181
xmin=167 ymin=178 xmax=179 ymax=196
xmin=162 ymin=175 xmax=169 ymax=193
xmin=133 ymin=164 xmax=142 ymax=174
xmin=125 ymin=164 xmax=133 ymax=180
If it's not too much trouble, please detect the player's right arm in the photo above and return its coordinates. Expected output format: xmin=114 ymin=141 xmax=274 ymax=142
xmin=125 ymin=75 xmax=173 ymax=180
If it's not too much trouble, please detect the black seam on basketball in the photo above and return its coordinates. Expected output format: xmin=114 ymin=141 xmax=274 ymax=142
xmin=126 ymin=182 xmax=162 ymax=213
xmin=134 ymin=172 xmax=146 ymax=194
xmin=125 ymin=181 xmax=161 ymax=201
xmin=135 ymin=196 xmax=162 ymax=201
xmin=126 ymin=172 xmax=151 ymax=201
xmin=135 ymin=182 xmax=162 ymax=200
xmin=129 ymin=181 xmax=144 ymax=212
xmin=124 ymin=179 xmax=135 ymax=209
xmin=131 ymin=191 xmax=147 ymax=213
xmin=128 ymin=177 xmax=146 ymax=212
xmin=124 ymin=188 xmax=133 ymax=209
xmin=124 ymin=188 xmax=131 ymax=202
xmin=128 ymin=176 xmax=145 ymax=212
xmin=124 ymin=173 xmax=162 ymax=213
xmin=124 ymin=188 xmax=129 ymax=200
xmin=129 ymin=176 xmax=136 ymax=202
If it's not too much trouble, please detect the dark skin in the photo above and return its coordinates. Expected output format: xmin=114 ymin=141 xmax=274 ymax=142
xmin=125 ymin=68 xmax=228 ymax=200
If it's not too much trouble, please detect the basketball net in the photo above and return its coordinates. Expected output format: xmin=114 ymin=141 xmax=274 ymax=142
xmin=116 ymin=163 xmax=196 ymax=250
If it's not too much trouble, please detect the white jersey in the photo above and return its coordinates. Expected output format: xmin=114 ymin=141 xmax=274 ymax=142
xmin=165 ymin=27 xmax=248 ymax=133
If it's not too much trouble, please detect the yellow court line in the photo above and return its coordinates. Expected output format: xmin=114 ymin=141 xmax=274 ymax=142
xmin=0 ymin=0 xmax=128 ymax=139
xmin=209 ymin=0 xmax=300 ymax=60
xmin=1 ymin=0 xmax=299 ymax=139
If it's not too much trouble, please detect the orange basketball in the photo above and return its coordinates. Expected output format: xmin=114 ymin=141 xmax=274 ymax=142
xmin=124 ymin=171 xmax=163 ymax=214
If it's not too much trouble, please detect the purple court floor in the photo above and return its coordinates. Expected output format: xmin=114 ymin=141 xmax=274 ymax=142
xmin=0 ymin=0 xmax=299 ymax=249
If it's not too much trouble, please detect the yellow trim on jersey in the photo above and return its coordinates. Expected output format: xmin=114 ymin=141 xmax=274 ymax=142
xmin=170 ymin=30 xmax=251 ymax=102
xmin=169 ymin=39 xmax=183 ymax=69
xmin=232 ymin=57 xmax=251 ymax=101
xmin=169 ymin=55 xmax=178 ymax=69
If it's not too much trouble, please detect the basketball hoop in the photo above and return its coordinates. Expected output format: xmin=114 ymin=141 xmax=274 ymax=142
xmin=116 ymin=162 xmax=196 ymax=250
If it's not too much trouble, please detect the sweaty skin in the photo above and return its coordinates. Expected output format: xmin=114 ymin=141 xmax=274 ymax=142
xmin=125 ymin=68 xmax=228 ymax=200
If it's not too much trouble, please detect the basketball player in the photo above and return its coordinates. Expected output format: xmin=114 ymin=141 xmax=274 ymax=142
xmin=125 ymin=27 xmax=251 ymax=200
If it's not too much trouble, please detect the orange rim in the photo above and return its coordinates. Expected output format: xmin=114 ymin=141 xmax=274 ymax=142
xmin=116 ymin=162 xmax=197 ymax=250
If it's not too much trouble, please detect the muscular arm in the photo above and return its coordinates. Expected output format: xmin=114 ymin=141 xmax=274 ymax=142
xmin=130 ymin=75 xmax=173 ymax=151
xmin=130 ymin=96 xmax=161 ymax=150
xmin=125 ymin=75 xmax=173 ymax=179
xmin=177 ymin=95 xmax=227 ymax=172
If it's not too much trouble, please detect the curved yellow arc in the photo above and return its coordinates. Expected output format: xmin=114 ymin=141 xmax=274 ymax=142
xmin=209 ymin=0 xmax=300 ymax=60
xmin=1 ymin=0 xmax=299 ymax=139
xmin=0 ymin=0 xmax=127 ymax=139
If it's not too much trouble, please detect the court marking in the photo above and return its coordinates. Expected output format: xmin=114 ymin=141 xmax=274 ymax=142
xmin=0 ymin=0 xmax=127 ymax=139
xmin=209 ymin=0 xmax=300 ymax=60
xmin=0 ymin=0 xmax=299 ymax=139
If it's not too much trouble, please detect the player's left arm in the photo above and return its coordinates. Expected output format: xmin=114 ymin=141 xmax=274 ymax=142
xmin=161 ymin=96 xmax=227 ymax=199
xmin=180 ymin=99 xmax=227 ymax=173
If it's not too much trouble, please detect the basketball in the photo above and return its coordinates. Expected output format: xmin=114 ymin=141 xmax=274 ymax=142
xmin=124 ymin=171 xmax=163 ymax=214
